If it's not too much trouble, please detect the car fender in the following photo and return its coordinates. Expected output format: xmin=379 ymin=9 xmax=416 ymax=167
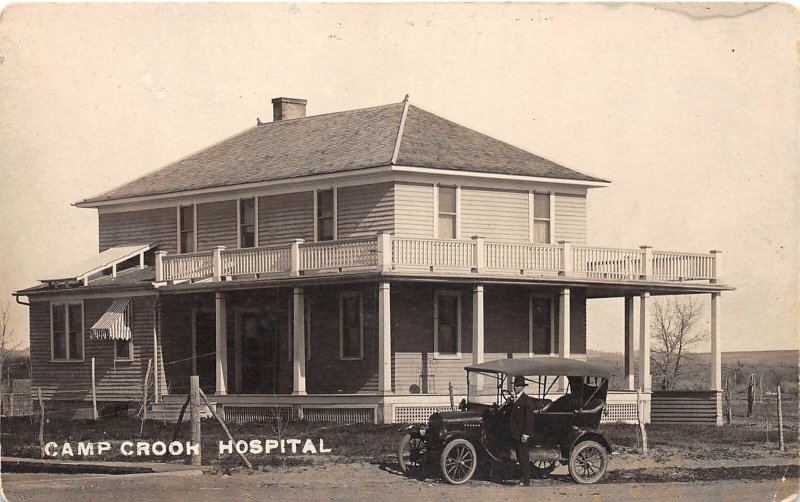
xmin=441 ymin=430 xmax=483 ymax=450
xmin=561 ymin=427 xmax=612 ymax=458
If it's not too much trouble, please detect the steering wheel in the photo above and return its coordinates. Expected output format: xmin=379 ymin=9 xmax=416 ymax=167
xmin=500 ymin=389 xmax=515 ymax=405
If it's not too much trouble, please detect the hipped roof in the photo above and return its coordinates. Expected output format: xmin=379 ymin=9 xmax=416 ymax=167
xmin=79 ymin=101 xmax=607 ymax=205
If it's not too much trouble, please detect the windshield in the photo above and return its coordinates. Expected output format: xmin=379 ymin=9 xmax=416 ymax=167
xmin=465 ymin=370 xmax=608 ymax=406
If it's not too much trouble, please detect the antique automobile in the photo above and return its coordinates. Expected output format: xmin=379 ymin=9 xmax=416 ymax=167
xmin=397 ymin=357 xmax=612 ymax=485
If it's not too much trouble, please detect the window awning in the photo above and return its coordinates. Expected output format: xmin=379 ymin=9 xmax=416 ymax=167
xmin=89 ymin=298 xmax=132 ymax=340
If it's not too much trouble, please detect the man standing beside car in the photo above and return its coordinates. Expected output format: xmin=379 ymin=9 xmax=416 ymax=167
xmin=510 ymin=375 xmax=536 ymax=486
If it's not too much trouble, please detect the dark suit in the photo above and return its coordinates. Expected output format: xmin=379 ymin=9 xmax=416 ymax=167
xmin=510 ymin=392 xmax=536 ymax=485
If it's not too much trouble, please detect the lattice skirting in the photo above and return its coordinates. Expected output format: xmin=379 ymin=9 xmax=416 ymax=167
xmin=394 ymin=405 xmax=458 ymax=423
xmin=601 ymin=403 xmax=639 ymax=423
xmin=223 ymin=405 xmax=376 ymax=425
xmin=302 ymin=407 xmax=375 ymax=424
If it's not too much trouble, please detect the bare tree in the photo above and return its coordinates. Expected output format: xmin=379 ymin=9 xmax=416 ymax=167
xmin=650 ymin=296 xmax=706 ymax=390
xmin=0 ymin=302 xmax=23 ymax=413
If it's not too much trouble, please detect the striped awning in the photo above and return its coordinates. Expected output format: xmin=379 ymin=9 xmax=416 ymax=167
xmin=89 ymin=298 xmax=132 ymax=340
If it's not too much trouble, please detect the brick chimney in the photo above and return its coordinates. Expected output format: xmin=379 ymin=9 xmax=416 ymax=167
xmin=272 ymin=97 xmax=307 ymax=121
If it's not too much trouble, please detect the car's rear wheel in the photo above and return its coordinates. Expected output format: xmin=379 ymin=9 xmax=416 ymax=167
xmin=440 ymin=438 xmax=478 ymax=485
xmin=398 ymin=433 xmax=426 ymax=477
xmin=531 ymin=460 xmax=557 ymax=476
xmin=568 ymin=440 xmax=608 ymax=484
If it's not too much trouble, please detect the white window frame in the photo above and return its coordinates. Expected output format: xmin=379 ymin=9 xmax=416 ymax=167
xmin=50 ymin=301 xmax=85 ymax=362
xmin=528 ymin=294 xmax=556 ymax=357
xmin=433 ymin=184 xmax=460 ymax=239
xmin=287 ymin=297 xmax=311 ymax=362
xmin=434 ymin=290 xmax=462 ymax=359
xmin=529 ymin=191 xmax=553 ymax=244
xmin=177 ymin=204 xmax=197 ymax=254
xmin=237 ymin=197 xmax=259 ymax=249
xmin=314 ymin=188 xmax=337 ymax=242
xmin=339 ymin=292 xmax=363 ymax=360
xmin=114 ymin=338 xmax=134 ymax=362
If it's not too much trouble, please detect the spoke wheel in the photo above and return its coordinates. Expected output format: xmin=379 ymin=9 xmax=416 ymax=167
xmin=531 ymin=460 xmax=557 ymax=476
xmin=568 ymin=440 xmax=608 ymax=484
xmin=398 ymin=433 xmax=426 ymax=477
xmin=440 ymin=438 xmax=478 ymax=485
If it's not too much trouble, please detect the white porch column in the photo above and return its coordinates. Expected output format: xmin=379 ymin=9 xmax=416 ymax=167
xmin=639 ymin=292 xmax=651 ymax=392
xmin=711 ymin=293 xmax=722 ymax=390
xmin=558 ymin=288 xmax=571 ymax=391
xmin=472 ymin=285 xmax=485 ymax=391
xmin=293 ymin=287 xmax=307 ymax=396
xmin=378 ymin=282 xmax=392 ymax=394
xmin=624 ymin=296 xmax=635 ymax=390
xmin=215 ymin=292 xmax=228 ymax=395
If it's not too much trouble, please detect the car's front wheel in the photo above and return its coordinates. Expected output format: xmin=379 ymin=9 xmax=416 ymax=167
xmin=398 ymin=433 xmax=426 ymax=477
xmin=568 ymin=440 xmax=608 ymax=484
xmin=440 ymin=438 xmax=478 ymax=485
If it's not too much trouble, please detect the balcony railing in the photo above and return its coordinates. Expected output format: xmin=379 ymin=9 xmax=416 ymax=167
xmin=155 ymin=234 xmax=720 ymax=285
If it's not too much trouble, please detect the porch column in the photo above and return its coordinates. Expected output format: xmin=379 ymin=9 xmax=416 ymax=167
xmin=711 ymin=292 xmax=722 ymax=425
xmin=624 ymin=296 xmax=635 ymax=390
xmin=472 ymin=284 xmax=485 ymax=391
xmin=558 ymin=288 xmax=571 ymax=391
xmin=378 ymin=282 xmax=392 ymax=394
xmin=638 ymin=292 xmax=651 ymax=392
xmin=293 ymin=287 xmax=307 ymax=396
xmin=215 ymin=292 xmax=228 ymax=395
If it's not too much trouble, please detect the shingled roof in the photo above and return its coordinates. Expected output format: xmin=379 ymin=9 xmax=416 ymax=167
xmin=80 ymin=100 xmax=606 ymax=204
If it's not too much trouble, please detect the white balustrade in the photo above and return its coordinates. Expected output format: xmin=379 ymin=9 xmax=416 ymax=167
xmin=222 ymin=245 xmax=292 ymax=277
xmin=571 ymin=247 xmax=643 ymax=280
xmin=162 ymin=251 xmax=214 ymax=281
xmin=392 ymin=238 xmax=474 ymax=269
xmin=300 ymin=237 xmax=378 ymax=271
xmin=484 ymin=242 xmax=561 ymax=272
xmin=652 ymin=251 xmax=714 ymax=281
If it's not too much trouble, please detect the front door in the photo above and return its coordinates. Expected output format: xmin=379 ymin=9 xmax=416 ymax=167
xmin=236 ymin=310 xmax=281 ymax=394
xmin=193 ymin=311 xmax=216 ymax=394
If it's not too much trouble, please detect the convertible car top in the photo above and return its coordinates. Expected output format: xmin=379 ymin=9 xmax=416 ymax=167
xmin=465 ymin=356 xmax=612 ymax=378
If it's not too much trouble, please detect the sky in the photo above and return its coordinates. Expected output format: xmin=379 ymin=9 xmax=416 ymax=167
xmin=0 ymin=3 xmax=797 ymax=353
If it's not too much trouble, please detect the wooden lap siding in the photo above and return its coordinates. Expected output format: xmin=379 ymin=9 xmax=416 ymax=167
xmin=553 ymin=193 xmax=587 ymax=245
xmin=394 ymin=182 xmax=434 ymax=238
xmin=259 ymin=192 xmax=314 ymax=245
xmin=29 ymin=297 xmax=157 ymax=402
xmin=336 ymin=183 xmax=394 ymax=239
xmin=98 ymin=207 xmax=177 ymax=254
xmin=196 ymin=200 xmax=237 ymax=251
xmin=461 ymin=187 xmax=529 ymax=242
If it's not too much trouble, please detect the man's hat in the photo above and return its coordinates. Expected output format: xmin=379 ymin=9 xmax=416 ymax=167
xmin=513 ymin=375 xmax=527 ymax=387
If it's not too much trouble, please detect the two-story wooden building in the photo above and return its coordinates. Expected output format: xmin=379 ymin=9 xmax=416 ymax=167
xmin=14 ymin=97 xmax=732 ymax=424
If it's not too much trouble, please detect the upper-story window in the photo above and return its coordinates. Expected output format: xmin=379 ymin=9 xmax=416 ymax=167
xmin=239 ymin=198 xmax=256 ymax=248
xmin=532 ymin=193 xmax=551 ymax=244
xmin=179 ymin=205 xmax=195 ymax=253
xmin=438 ymin=186 xmax=457 ymax=239
xmin=51 ymin=302 xmax=84 ymax=362
xmin=317 ymin=189 xmax=335 ymax=241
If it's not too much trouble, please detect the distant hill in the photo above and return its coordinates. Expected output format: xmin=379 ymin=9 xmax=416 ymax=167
xmin=587 ymin=349 xmax=798 ymax=366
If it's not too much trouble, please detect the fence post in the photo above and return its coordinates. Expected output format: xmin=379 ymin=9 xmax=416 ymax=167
xmin=189 ymin=376 xmax=201 ymax=466
xmin=37 ymin=387 xmax=45 ymax=458
xmin=637 ymin=388 xmax=648 ymax=456
xmin=558 ymin=241 xmax=572 ymax=276
xmin=290 ymin=239 xmax=304 ymax=277
xmin=777 ymin=385 xmax=785 ymax=452
xmin=155 ymin=251 xmax=167 ymax=282
xmin=724 ymin=378 xmax=732 ymax=426
xmin=91 ymin=357 xmax=98 ymax=420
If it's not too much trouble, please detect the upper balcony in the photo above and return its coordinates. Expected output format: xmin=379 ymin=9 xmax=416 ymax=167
xmin=154 ymin=233 xmax=723 ymax=290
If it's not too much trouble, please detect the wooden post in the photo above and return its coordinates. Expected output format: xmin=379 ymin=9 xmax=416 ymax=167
xmin=199 ymin=389 xmax=252 ymax=469
xmin=472 ymin=236 xmax=485 ymax=274
xmin=140 ymin=358 xmax=152 ymax=434
xmin=91 ymin=357 xmax=98 ymax=420
xmin=37 ymin=387 xmax=45 ymax=458
xmin=637 ymin=388 xmax=648 ymax=456
xmin=189 ymin=376 xmax=201 ymax=466
xmin=558 ymin=241 xmax=572 ymax=276
xmin=724 ymin=378 xmax=732 ymax=426
xmin=777 ymin=385 xmax=785 ymax=452
xmin=155 ymin=251 xmax=167 ymax=282
xmin=449 ymin=382 xmax=454 ymax=409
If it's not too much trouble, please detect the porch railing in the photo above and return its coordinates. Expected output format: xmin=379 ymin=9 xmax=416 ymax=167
xmin=156 ymin=234 xmax=720 ymax=284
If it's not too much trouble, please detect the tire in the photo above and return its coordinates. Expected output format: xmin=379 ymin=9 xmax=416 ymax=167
xmin=440 ymin=438 xmax=478 ymax=485
xmin=531 ymin=460 xmax=557 ymax=476
xmin=568 ymin=440 xmax=608 ymax=484
xmin=398 ymin=433 xmax=426 ymax=477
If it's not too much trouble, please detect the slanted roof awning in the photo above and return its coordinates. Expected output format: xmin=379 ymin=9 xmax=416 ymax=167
xmin=39 ymin=244 xmax=151 ymax=285
xmin=89 ymin=298 xmax=132 ymax=340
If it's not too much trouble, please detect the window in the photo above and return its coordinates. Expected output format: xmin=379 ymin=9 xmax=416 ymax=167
xmin=529 ymin=295 xmax=554 ymax=355
xmin=115 ymin=339 xmax=133 ymax=361
xmin=437 ymin=186 xmax=457 ymax=239
xmin=434 ymin=291 xmax=461 ymax=357
xmin=287 ymin=299 xmax=311 ymax=362
xmin=179 ymin=205 xmax=195 ymax=253
xmin=239 ymin=198 xmax=256 ymax=248
xmin=339 ymin=292 xmax=363 ymax=359
xmin=51 ymin=302 xmax=84 ymax=361
xmin=532 ymin=193 xmax=551 ymax=244
xmin=317 ymin=189 xmax=334 ymax=241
